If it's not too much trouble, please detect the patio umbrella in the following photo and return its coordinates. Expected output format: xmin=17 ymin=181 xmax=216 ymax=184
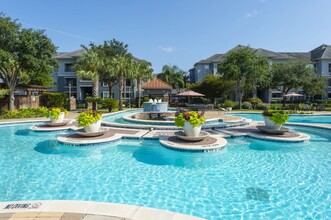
xmin=177 ymin=90 xmax=205 ymax=103
xmin=284 ymin=92 xmax=304 ymax=103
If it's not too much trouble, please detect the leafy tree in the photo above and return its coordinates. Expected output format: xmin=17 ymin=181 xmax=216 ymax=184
xmin=191 ymin=75 xmax=234 ymax=105
xmin=158 ymin=64 xmax=186 ymax=93
xmin=218 ymin=47 xmax=270 ymax=109
xmin=302 ymin=75 xmax=327 ymax=101
xmin=130 ymin=61 xmax=153 ymax=108
xmin=271 ymin=61 xmax=315 ymax=106
xmin=0 ymin=13 xmax=57 ymax=110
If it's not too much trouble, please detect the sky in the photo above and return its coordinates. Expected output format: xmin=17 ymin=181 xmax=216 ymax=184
xmin=1 ymin=0 xmax=331 ymax=73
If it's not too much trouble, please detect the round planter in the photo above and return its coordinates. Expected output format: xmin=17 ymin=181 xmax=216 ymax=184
xmin=263 ymin=116 xmax=282 ymax=130
xmin=183 ymin=121 xmax=202 ymax=137
xmin=84 ymin=120 xmax=101 ymax=133
xmin=50 ymin=112 xmax=65 ymax=123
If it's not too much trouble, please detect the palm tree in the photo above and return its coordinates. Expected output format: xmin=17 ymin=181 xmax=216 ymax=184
xmin=158 ymin=64 xmax=185 ymax=93
xmin=130 ymin=62 xmax=153 ymax=108
xmin=110 ymin=54 xmax=132 ymax=110
xmin=74 ymin=48 xmax=102 ymax=110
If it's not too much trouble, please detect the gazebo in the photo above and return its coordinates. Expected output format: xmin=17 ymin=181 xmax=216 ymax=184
xmin=141 ymin=78 xmax=173 ymax=101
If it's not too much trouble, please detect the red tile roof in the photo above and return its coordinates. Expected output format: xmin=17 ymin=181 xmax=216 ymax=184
xmin=142 ymin=78 xmax=173 ymax=89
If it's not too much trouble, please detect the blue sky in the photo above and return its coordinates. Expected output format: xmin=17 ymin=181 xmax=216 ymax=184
xmin=1 ymin=0 xmax=330 ymax=73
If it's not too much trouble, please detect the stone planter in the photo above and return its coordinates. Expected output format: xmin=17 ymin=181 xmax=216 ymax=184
xmin=183 ymin=121 xmax=202 ymax=137
xmin=84 ymin=120 xmax=101 ymax=133
xmin=50 ymin=112 xmax=65 ymax=123
xmin=264 ymin=116 xmax=282 ymax=130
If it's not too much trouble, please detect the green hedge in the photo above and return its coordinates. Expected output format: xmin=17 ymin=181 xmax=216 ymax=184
xmin=0 ymin=107 xmax=47 ymax=119
xmin=41 ymin=92 xmax=67 ymax=108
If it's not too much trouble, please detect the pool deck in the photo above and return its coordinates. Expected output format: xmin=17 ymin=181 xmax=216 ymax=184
xmin=0 ymin=200 xmax=204 ymax=220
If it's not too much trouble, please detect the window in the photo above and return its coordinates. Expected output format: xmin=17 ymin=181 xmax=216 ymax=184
xmin=64 ymin=63 xmax=73 ymax=72
xmin=328 ymin=63 xmax=331 ymax=73
xmin=125 ymin=93 xmax=131 ymax=98
xmin=103 ymin=91 xmax=110 ymax=98
xmin=313 ymin=63 xmax=317 ymax=73
xmin=65 ymin=78 xmax=77 ymax=86
xmin=103 ymin=82 xmax=108 ymax=87
xmin=272 ymin=93 xmax=282 ymax=98
xmin=126 ymin=79 xmax=131 ymax=87
xmin=205 ymin=65 xmax=209 ymax=70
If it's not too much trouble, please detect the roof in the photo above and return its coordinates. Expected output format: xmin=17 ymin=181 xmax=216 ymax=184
xmin=310 ymin=44 xmax=331 ymax=60
xmin=195 ymin=54 xmax=224 ymax=65
xmin=53 ymin=49 xmax=150 ymax=63
xmin=141 ymin=78 xmax=173 ymax=90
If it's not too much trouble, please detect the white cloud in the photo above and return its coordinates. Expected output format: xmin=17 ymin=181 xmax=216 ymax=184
xmin=245 ymin=10 xmax=258 ymax=18
xmin=159 ymin=46 xmax=175 ymax=53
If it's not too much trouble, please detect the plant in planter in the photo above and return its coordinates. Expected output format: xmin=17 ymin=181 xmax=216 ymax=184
xmin=262 ymin=109 xmax=289 ymax=130
xmin=175 ymin=111 xmax=206 ymax=137
xmin=44 ymin=107 xmax=68 ymax=123
xmin=224 ymin=100 xmax=235 ymax=111
xmin=78 ymin=109 xmax=102 ymax=133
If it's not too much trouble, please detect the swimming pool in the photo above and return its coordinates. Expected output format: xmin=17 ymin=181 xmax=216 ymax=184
xmin=230 ymin=113 xmax=331 ymax=124
xmin=0 ymin=123 xmax=330 ymax=219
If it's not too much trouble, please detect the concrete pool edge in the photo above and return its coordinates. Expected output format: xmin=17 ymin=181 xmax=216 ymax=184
xmin=0 ymin=200 xmax=204 ymax=220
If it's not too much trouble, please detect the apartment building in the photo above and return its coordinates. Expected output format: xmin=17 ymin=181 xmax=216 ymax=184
xmin=50 ymin=49 xmax=148 ymax=103
xmin=189 ymin=44 xmax=331 ymax=101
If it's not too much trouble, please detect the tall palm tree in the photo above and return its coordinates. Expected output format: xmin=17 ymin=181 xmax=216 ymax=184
xmin=74 ymin=49 xmax=102 ymax=110
xmin=110 ymin=54 xmax=132 ymax=110
xmin=131 ymin=62 xmax=153 ymax=108
xmin=158 ymin=64 xmax=185 ymax=93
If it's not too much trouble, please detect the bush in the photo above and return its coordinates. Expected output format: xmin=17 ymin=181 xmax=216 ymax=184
xmin=41 ymin=92 xmax=67 ymax=108
xmin=248 ymin=98 xmax=262 ymax=110
xmin=0 ymin=107 xmax=47 ymax=119
xmin=224 ymin=100 xmax=235 ymax=108
xmin=101 ymin=98 xmax=119 ymax=112
xmin=241 ymin=102 xmax=253 ymax=110
xmin=256 ymin=103 xmax=268 ymax=110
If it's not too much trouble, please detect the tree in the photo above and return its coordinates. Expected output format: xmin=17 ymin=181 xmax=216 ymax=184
xmin=218 ymin=47 xmax=270 ymax=109
xmin=96 ymin=39 xmax=130 ymax=99
xmin=191 ymin=75 xmax=235 ymax=105
xmin=303 ymin=75 xmax=327 ymax=101
xmin=0 ymin=13 xmax=57 ymax=110
xmin=130 ymin=61 xmax=153 ymax=108
xmin=158 ymin=65 xmax=186 ymax=93
xmin=271 ymin=61 xmax=315 ymax=106
xmin=110 ymin=54 xmax=133 ymax=110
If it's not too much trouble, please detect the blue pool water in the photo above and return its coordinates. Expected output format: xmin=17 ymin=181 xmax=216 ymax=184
xmin=0 ymin=123 xmax=330 ymax=219
xmin=230 ymin=113 xmax=331 ymax=124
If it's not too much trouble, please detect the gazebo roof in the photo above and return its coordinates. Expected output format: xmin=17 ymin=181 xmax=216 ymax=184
xmin=142 ymin=78 xmax=172 ymax=90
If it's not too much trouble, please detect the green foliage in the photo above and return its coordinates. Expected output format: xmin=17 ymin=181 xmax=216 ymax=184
xmin=77 ymin=110 xmax=102 ymax=127
xmin=0 ymin=13 xmax=57 ymax=110
xmin=218 ymin=46 xmax=270 ymax=108
xmin=302 ymin=75 xmax=327 ymax=100
xmin=191 ymin=75 xmax=234 ymax=104
xmin=41 ymin=92 xmax=67 ymax=108
xmin=174 ymin=111 xmax=206 ymax=128
xmin=158 ymin=64 xmax=187 ymax=92
xmin=262 ymin=110 xmax=289 ymax=124
xmin=0 ymin=107 xmax=47 ymax=119
xmin=224 ymin=100 xmax=235 ymax=108
xmin=256 ymin=102 xmax=268 ymax=110
xmin=43 ymin=107 xmax=68 ymax=119
xmin=101 ymin=98 xmax=119 ymax=112
xmin=248 ymin=98 xmax=262 ymax=110
xmin=241 ymin=102 xmax=253 ymax=110
xmin=85 ymin=96 xmax=102 ymax=103
xmin=0 ymin=89 xmax=9 ymax=99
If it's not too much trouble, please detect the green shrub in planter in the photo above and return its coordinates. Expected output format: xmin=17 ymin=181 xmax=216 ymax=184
xmin=175 ymin=111 xmax=206 ymax=127
xmin=262 ymin=110 xmax=289 ymax=125
xmin=224 ymin=100 xmax=235 ymax=108
xmin=44 ymin=107 xmax=68 ymax=119
xmin=77 ymin=109 xmax=102 ymax=127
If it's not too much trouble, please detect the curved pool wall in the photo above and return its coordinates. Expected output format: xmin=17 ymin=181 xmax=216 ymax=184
xmin=230 ymin=112 xmax=331 ymax=124
xmin=143 ymin=102 xmax=168 ymax=112
xmin=102 ymin=110 xmax=250 ymax=130
xmin=0 ymin=121 xmax=331 ymax=219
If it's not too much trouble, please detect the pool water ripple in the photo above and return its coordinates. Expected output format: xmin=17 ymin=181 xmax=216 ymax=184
xmin=0 ymin=124 xmax=330 ymax=219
